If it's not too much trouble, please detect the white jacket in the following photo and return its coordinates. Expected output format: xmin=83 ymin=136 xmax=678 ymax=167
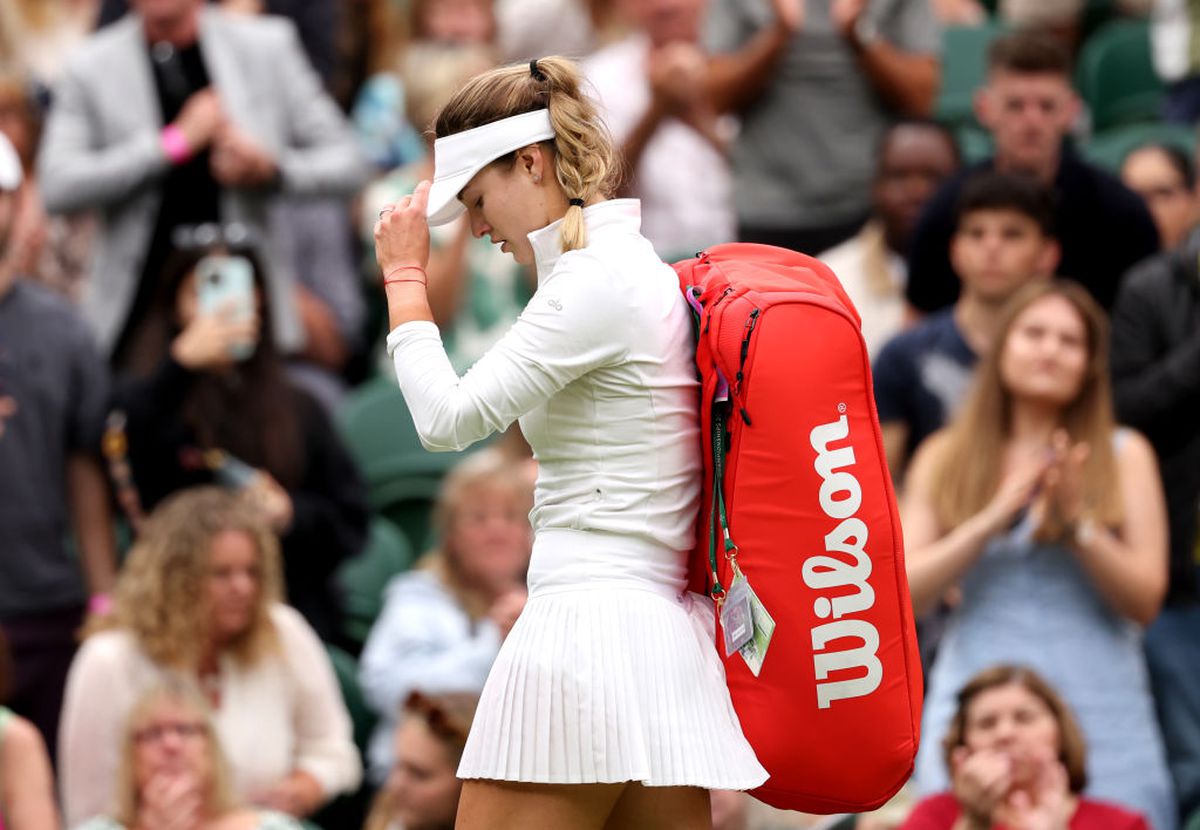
xmin=387 ymin=200 xmax=702 ymax=553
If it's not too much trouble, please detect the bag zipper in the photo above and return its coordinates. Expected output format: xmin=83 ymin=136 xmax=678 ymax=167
xmin=734 ymin=308 xmax=760 ymax=425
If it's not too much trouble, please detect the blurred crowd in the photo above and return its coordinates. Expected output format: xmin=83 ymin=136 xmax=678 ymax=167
xmin=0 ymin=0 xmax=1198 ymax=828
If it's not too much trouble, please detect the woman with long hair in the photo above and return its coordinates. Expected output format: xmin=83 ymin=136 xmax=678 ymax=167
xmin=902 ymin=281 xmax=1173 ymax=828
xmin=59 ymin=488 xmax=361 ymax=827
xmin=74 ymin=680 xmax=304 ymax=830
xmin=112 ymin=238 xmax=368 ymax=643
xmin=901 ymin=665 xmax=1149 ymax=829
xmin=359 ymin=449 xmax=532 ymax=782
xmin=363 ymin=691 xmax=479 ymax=830
xmin=372 ymin=56 xmax=766 ymax=829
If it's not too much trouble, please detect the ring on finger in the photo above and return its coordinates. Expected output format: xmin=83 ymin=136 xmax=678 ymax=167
xmin=378 ymin=206 xmax=394 ymax=219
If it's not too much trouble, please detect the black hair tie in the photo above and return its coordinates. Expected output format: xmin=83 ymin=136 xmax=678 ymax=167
xmin=568 ymin=198 xmax=584 ymax=207
xmin=529 ymin=59 xmax=547 ymax=81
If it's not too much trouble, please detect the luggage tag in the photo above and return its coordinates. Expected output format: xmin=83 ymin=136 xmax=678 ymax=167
xmin=738 ymin=578 xmax=776 ymax=677
xmin=720 ymin=568 xmax=754 ymax=657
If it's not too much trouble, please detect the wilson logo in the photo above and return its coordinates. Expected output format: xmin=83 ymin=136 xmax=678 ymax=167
xmin=807 ymin=411 xmax=882 ymax=709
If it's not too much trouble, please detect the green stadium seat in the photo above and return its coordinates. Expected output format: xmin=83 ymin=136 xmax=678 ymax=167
xmin=936 ymin=22 xmax=1009 ymax=127
xmin=1082 ymin=122 xmax=1196 ymax=174
xmin=338 ymin=375 xmax=483 ymax=550
xmin=337 ymin=516 xmax=416 ymax=646
xmin=324 ymin=643 xmax=378 ymax=755
xmin=1075 ymin=19 xmax=1164 ymax=132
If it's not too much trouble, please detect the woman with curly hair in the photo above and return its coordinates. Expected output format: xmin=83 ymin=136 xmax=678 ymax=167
xmin=75 ymin=680 xmax=305 ymax=830
xmin=58 ymin=488 xmax=361 ymax=828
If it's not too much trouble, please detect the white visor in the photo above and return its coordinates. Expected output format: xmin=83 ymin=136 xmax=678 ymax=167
xmin=426 ymin=109 xmax=555 ymax=226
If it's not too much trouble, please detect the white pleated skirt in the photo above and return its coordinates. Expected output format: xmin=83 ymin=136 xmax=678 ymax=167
xmin=457 ymin=529 xmax=768 ymax=789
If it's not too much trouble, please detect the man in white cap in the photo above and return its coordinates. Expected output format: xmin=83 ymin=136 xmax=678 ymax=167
xmin=0 ymin=132 xmax=117 ymax=766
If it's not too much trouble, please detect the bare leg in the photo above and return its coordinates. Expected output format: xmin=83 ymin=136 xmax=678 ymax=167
xmin=456 ymin=780 xmax=626 ymax=830
xmin=605 ymin=783 xmax=713 ymax=830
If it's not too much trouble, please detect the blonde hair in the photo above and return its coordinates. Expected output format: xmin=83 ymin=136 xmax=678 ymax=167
xmin=89 ymin=487 xmax=283 ymax=670
xmin=434 ymin=56 xmax=619 ymax=253
xmin=418 ymin=448 xmax=532 ymax=621
xmin=114 ymin=679 xmax=238 ymax=826
xmin=401 ymin=43 xmax=497 ymax=142
xmin=363 ymin=691 xmax=479 ymax=830
xmin=927 ymin=281 xmax=1122 ymax=536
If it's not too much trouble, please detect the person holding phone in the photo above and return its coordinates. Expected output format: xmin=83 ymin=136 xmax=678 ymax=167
xmin=373 ymin=56 xmax=766 ymax=829
xmin=110 ymin=241 xmax=369 ymax=646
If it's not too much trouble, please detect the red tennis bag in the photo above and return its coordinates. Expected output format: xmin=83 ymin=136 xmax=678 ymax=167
xmin=673 ymin=243 xmax=922 ymax=813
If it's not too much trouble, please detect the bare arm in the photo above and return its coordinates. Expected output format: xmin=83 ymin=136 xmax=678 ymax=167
xmin=833 ymin=0 xmax=939 ymax=116
xmin=66 ymin=454 xmax=117 ymax=598
xmin=707 ymin=0 xmax=801 ymax=114
xmin=1068 ymin=432 xmax=1168 ymax=626
xmin=903 ymin=435 xmax=1047 ymax=617
xmin=850 ymin=39 xmax=939 ymax=117
xmin=2 ymin=716 xmax=61 ymax=830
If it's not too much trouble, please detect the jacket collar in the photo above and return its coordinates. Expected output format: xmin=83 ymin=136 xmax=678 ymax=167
xmin=526 ymin=199 xmax=642 ymax=285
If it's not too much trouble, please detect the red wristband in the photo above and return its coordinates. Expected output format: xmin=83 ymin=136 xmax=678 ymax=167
xmin=88 ymin=593 xmax=113 ymax=616
xmin=160 ymin=125 xmax=192 ymax=165
xmin=383 ymin=265 xmax=427 ymax=286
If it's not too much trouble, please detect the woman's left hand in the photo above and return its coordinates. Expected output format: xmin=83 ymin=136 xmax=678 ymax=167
xmin=243 ymin=471 xmax=294 ymax=534
xmin=995 ymin=750 xmax=1073 ymax=830
xmin=253 ymin=770 xmax=325 ymax=817
xmin=374 ymin=180 xmax=432 ymax=277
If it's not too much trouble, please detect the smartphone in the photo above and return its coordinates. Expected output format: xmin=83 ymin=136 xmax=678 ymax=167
xmin=195 ymin=254 xmax=255 ymax=361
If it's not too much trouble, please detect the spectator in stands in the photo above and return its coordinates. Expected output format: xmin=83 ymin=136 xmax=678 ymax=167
xmin=359 ymin=449 xmax=532 ymax=782
xmin=705 ymin=0 xmax=941 ymax=254
xmin=902 ymin=281 xmax=1173 ymax=829
xmin=0 ymin=131 xmax=117 ymax=764
xmin=1121 ymin=143 xmax=1199 ymax=251
xmin=584 ymin=0 xmax=735 ymax=261
xmin=819 ymin=119 xmax=961 ymax=357
xmin=353 ymin=0 xmax=497 ymax=173
xmin=74 ymin=680 xmax=305 ymax=830
xmin=60 ymin=488 xmax=361 ymax=826
xmin=874 ymin=171 xmax=1060 ymax=478
xmin=111 ymin=241 xmax=368 ymax=643
xmin=0 ymin=67 xmax=97 ymax=302
xmin=906 ymin=31 xmax=1159 ymax=314
xmin=360 ymin=45 xmax=533 ymax=374
xmin=1111 ymin=222 xmax=1200 ymax=819
xmin=363 ymin=691 xmax=479 ymax=830
xmin=1151 ymin=0 xmax=1200 ymax=123
xmin=901 ymin=665 xmax=1150 ymax=830
xmin=0 ymin=629 xmax=61 ymax=830
xmin=37 ymin=0 xmax=367 ymax=374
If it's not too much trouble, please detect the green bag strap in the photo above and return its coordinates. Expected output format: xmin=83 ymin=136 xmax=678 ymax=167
xmin=709 ymin=400 xmax=738 ymax=601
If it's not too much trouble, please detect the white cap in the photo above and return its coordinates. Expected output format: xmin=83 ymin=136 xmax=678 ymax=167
xmin=0 ymin=132 xmax=21 ymax=192
xmin=426 ymin=109 xmax=555 ymax=226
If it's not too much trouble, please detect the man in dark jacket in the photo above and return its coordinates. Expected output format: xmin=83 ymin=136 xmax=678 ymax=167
xmin=1111 ymin=224 xmax=1200 ymax=820
xmin=906 ymin=30 xmax=1158 ymax=313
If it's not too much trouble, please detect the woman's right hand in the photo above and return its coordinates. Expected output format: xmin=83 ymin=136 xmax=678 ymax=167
xmin=171 ymin=302 xmax=260 ymax=371
xmin=978 ymin=455 xmax=1049 ymax=537
xmin=952 ymin=746 xmax=1013 ymax=829
xmin=136 ymin=772 xmax=204 ymax=830
xmin=487 ymin=588 xmax=528 ymax=640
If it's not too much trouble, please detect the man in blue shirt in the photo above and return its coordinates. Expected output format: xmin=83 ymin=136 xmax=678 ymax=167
xmin=874 ymin=170 xmax=1060 ymax=479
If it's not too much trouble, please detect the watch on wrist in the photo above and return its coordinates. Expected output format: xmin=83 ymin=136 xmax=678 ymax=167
xmin=853 ymin=14 xmax=880 ymax=48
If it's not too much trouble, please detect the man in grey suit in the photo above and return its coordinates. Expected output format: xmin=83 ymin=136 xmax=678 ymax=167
xmin=38 ymin=0 xmax=367 ymax=367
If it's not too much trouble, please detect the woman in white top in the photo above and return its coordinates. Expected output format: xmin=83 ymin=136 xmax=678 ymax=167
xmin=359 ymin=448 xmax=532 ymax=782
xmin=59 ymin=488 xmax=361 ymax=827
xmin=373 ymin=55 xmax=766 ymax=829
